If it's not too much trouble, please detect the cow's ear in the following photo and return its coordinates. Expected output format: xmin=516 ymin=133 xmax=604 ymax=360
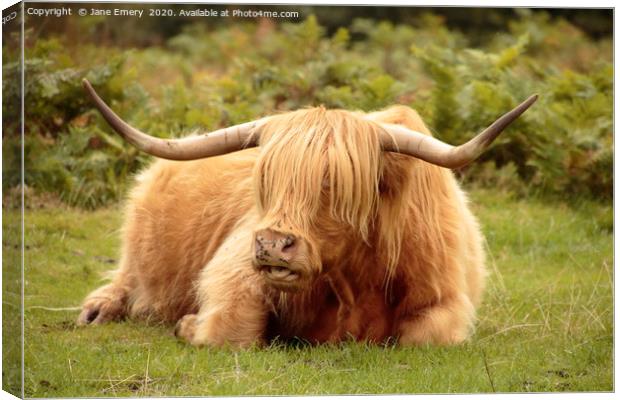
xmin=378 ymin=175 xmax=403 ymax=198
xmin=378 ymin=178 xmax=389 ymax=195
xmin=378 ymin=154 xmax=411 ymax=198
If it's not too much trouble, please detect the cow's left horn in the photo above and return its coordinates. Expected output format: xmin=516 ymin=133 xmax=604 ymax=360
xmin=82 ymin=79 xmax=266 ymax=160
xmin=379 ymin=94 xmax=538 ymax=169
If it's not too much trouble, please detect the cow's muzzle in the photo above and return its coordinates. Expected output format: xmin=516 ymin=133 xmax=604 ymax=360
xmin=253 ymin=229 xmax=305 ymax=290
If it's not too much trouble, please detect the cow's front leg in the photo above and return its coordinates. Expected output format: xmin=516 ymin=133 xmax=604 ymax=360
xmin=175 ymin=225 xmax=270 ymax=348
xmin=396 ymin=293 xmax=475 ymax=346
xmin=174 ymin=280 xmax=268 ymax=348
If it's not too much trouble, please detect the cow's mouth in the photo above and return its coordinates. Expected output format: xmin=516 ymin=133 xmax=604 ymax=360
xmin=265 ymin=265 xmax=299 ymax=280
xmin=256 ymin=264 xmax=303 ymax=290
xmin=259 ymin=265 xmax=299 ymax=280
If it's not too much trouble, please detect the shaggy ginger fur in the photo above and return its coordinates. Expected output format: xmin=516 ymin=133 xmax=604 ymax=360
xmin=77 ymin=105 xmax=486 ymax=346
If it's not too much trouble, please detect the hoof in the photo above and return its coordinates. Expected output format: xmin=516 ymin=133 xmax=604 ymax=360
xmin=175 ymin=314 xmax=198 ymax=343
xmin=76 ymin=307 xmax=100 ymax=326
xmin=76 ymin=291 xmax=126 ymax=326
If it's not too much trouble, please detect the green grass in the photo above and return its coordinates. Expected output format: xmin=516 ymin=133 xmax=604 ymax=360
xmin=3 ymin=192 xmax=23 ymax=397
xmin=12 ymin=188 xmax=612 ymax=396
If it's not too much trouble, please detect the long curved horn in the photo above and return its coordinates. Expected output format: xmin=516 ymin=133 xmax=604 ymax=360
xmin=82 ymin=79 xmax=266 ymax=160
xmin=379 ymin=94 xmax=538 ymax=169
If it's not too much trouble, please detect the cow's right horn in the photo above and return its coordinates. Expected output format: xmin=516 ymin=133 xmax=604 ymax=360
xmin=82 ymin=79 xmax=266 ymax=160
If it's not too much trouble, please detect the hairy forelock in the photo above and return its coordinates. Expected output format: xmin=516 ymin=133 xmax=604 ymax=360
xmin=253 ymin=107 xmax=384 ymax=240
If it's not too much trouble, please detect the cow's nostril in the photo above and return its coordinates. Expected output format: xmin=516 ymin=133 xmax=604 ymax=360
xmin=281 ymin=236 xmax=296 ymax=253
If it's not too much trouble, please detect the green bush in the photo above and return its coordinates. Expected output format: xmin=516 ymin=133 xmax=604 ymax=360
xmin=3 ymin=11 xmax=612 ymax=208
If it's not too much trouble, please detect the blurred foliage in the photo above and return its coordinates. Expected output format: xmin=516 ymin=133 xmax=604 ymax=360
xmin=2 ymin=9 xmax=612 ymax=208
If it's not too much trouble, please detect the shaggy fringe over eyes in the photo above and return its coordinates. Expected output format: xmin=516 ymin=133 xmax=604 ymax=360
xmin=253 ymin=107 xmax=383 ymax=241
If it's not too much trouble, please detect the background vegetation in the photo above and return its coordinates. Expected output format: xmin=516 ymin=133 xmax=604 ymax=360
xmin=1 ymin=5 xmax=613 ymax=396
xmin=2 ymin=6 xmax=613 ymax=207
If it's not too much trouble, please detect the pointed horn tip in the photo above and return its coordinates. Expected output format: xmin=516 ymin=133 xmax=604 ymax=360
xmin=511 ymin=94 xmax=538 ymax=115
xmin=525 ymin=93 xmax=539 ymax=105
xmin=81 ymin=78 xmax=91 ymax=89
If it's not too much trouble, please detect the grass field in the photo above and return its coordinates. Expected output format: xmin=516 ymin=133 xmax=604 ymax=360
xmin=5 ymin=188 xmax=613 ymax=396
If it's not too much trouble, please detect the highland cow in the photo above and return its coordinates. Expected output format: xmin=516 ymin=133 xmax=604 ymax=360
xmin=77 ymin=78 xmax=536 ymax=346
